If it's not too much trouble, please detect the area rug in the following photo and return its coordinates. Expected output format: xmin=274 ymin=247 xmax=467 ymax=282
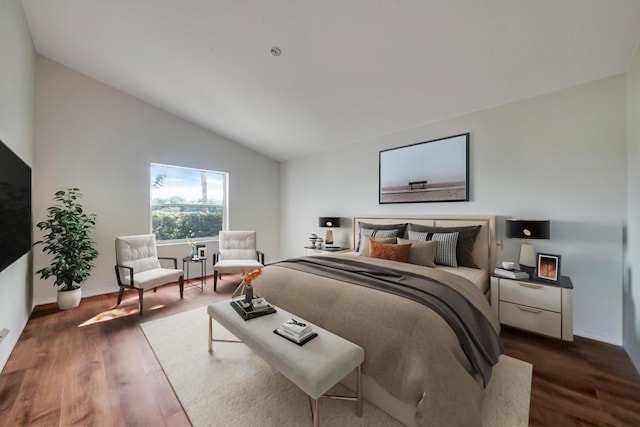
xmin=141 ymin=307 xmax=532 ymax=427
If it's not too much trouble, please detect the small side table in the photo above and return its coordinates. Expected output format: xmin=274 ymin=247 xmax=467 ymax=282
xmin=182 ymin=256 xmax=207 ymax=291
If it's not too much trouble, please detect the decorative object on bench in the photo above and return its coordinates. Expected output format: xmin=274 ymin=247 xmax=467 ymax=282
xmin=229 ymin=267 xmax=276 ymax=320
xmin=240 ymin=267 xmax=262 ymax=303
xmin=230 ymin=295 xmax=276 ymax=320
xmin=114 ymin=234 xmax=184 ymax=315
xmin=274 ymin=318 xmax=318 ymax=345
xmin=34 ymin=188 xmax=99 ymax=310
xmin=212 ymin=231 xmax=264 ymax=292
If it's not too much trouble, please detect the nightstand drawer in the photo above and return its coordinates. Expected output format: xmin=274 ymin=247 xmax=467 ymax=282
xmin=499 ymin=279 xmax=561 ymax=312
xmin=499 ymin=301 xmax=561 ymax=338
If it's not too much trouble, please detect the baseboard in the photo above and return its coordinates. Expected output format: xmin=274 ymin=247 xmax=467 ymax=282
xmin=32 ymin=285 xmax=117 ymax=306
xmin=574 ymin=329 xmax=623 ymax=346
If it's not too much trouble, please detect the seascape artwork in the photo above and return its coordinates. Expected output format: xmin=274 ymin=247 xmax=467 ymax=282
xmin=379 ymin=133 xmax=469 ymax=204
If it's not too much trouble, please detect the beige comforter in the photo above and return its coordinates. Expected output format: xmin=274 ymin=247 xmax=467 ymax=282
xmin=252 ymin=254 xmax=501 ymax=427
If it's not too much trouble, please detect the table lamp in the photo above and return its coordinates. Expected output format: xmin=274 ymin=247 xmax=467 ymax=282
xmin=505 ymin=218 xmax=550 ymax=276
xmin=318 ymin=217 xmax=340 ymax=246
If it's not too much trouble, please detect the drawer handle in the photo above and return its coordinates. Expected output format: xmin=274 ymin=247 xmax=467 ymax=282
xmin=516 ymin=305 xmax=543 ymax=314
xmin=518 ymin=283 xmax=543 ymax=289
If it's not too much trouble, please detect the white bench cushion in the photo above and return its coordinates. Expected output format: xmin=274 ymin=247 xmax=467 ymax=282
xmin=208 ymin=300 xmax=364 ymax=399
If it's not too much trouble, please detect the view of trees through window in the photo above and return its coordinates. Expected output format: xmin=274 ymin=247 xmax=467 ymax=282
xmin=150 ymin=163 xmax=227 ymax=241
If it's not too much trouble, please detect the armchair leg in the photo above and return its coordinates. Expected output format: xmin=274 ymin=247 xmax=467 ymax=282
xmin=213 ymin=270 xmax=218 ymax=292
xmin=116 ymin=287 xmax=125 ymax=305
xmin=179 ymin=276 xmax=184 ymax=299
xmin=138 ymin=289 xmax=144 ymax=316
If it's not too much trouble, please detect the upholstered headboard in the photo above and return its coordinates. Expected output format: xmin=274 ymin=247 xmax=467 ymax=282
xmin=352 ymin=215 xmax=497 ymax=275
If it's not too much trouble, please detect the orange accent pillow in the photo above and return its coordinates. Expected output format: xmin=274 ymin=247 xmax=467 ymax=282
xmin=369 ymin=239 xmax=412 ymax=263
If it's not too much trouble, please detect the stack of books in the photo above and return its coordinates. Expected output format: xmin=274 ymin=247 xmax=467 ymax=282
xmin=274 ymin=318 xmax=318 ymax=345
xmin=493 ymin=267 xmax=529 ymax=279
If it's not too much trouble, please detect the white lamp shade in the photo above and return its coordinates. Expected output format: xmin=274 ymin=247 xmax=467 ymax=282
xmin=518 ymin=243 xmax=536 ymax=267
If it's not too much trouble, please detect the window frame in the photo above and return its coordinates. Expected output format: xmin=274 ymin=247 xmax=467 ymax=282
xmin=150 ymin=163 xmax=228 ymax=244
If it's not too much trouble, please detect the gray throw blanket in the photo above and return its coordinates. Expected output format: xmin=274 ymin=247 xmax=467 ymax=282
xmin=275 ymin=256 xmax=503 ymax=387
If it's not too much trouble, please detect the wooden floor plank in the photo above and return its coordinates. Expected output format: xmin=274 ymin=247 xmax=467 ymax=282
xmin=1 ymin=276 xmax=640 ymax=426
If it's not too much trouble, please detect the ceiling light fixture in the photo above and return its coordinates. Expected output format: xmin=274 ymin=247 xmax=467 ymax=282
xmin=270 ymin=46 xmax=282 ymax=56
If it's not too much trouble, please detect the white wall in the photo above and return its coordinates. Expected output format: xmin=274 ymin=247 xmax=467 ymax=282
xmin=625 ymin=45 xmax=640 ymax=369
xmin=281 ymin=75 xmax=627 ymax=345
xmin=0 ymin=0 xmax=35 ymax=372
xmin=33 ymin=56 xmax=280 ymax=304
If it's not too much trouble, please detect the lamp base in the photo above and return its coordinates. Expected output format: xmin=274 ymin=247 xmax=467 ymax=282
xmin=325 ymin=229 xmax=334 ymax=245
xmin=518 ymin=264 xmax=535 ymax=279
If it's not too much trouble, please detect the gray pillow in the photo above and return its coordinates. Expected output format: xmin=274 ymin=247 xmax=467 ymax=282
xmin=356 ymin=222 xmax=408 ymax=251
xmin=359 ymin=236 xmax=397 ymax=257
xmin=397 ymin=238 xmax=437 ymax=268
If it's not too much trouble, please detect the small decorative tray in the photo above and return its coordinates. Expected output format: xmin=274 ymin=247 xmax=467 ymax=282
xmin=230 ymin=299 xmax=276 ymax=321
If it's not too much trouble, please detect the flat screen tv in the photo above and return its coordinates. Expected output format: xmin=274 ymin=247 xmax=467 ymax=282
xmin=0 ymin=138 xmax=31 ymax=273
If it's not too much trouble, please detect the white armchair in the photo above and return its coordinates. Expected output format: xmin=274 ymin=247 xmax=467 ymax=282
xmin=212 ymin=230 xmax=264 ymax=292
xmin=114 ymin=234 xmax=184 ymax=315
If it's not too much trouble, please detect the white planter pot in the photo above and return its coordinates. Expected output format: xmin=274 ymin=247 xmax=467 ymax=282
xmin=57 ymin=287 xmax=82 ymax=310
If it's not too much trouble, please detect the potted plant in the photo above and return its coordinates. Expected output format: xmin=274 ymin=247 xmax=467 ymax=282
xmin=34 ymin=188 xmax=99 ymax=310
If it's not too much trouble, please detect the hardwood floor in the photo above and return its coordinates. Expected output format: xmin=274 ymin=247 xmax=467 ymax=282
xmin=501 ymin=327 xmax=640 ymax=426
xmin=1 ymin=275 xmax=640 ymax=426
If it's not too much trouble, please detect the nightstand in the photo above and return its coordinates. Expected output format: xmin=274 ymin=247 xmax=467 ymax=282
xmin=490 ymin=275 xmax=573 ymax=342
xmin=304 ymin=246 xmax=350 ymax=256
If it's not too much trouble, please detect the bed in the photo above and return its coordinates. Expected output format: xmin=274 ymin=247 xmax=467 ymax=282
xmin=252 ymin=215 xmax=500 ymax=427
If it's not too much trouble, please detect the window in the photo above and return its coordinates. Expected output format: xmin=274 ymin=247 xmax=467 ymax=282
xmin=150 ymin=163 xmax=227 ymax=242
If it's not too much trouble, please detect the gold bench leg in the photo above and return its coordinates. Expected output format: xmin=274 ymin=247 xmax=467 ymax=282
xmin=356 ymin=364 xmax=362 ymax=417
xmin=312 ymin=364 xmax=363 ymax=425
xmin=208 ymin=316 xmax=242 ymax=350
xmin=311 ymin=397 xmax=319 ymax=427
xmin=208 ymin=316 xmax=213 ymax=351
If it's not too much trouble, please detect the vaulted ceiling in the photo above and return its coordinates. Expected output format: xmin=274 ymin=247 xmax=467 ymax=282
xmin=21 ymin=0 xmax=640 ymax=161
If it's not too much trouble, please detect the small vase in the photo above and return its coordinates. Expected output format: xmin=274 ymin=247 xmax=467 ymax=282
xmin=244 ymin=285 xmax=254 ymax=304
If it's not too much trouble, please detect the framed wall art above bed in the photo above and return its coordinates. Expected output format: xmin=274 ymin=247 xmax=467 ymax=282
xmin=379 ymin=133 xmax=470 ymax=204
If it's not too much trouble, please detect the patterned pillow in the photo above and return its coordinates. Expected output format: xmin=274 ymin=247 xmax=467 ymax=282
xmin=356 ymin=222 xmax=408 ymax=251
xmin=408 ymin=230 xmax=459 ymax=267
xmin=408 ymin=224 xmax=481 ymax=268
xmin=369 ymin=239 xmax=412 ymax=263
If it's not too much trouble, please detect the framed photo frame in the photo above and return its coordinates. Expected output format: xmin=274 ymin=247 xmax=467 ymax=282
xmin=379 ymin=133 xmax=469 ymax=204
xmin=197 ymin=244 xmax=206 ymax=259
xmin=536 ymin=253 xmax=561 ymax=283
